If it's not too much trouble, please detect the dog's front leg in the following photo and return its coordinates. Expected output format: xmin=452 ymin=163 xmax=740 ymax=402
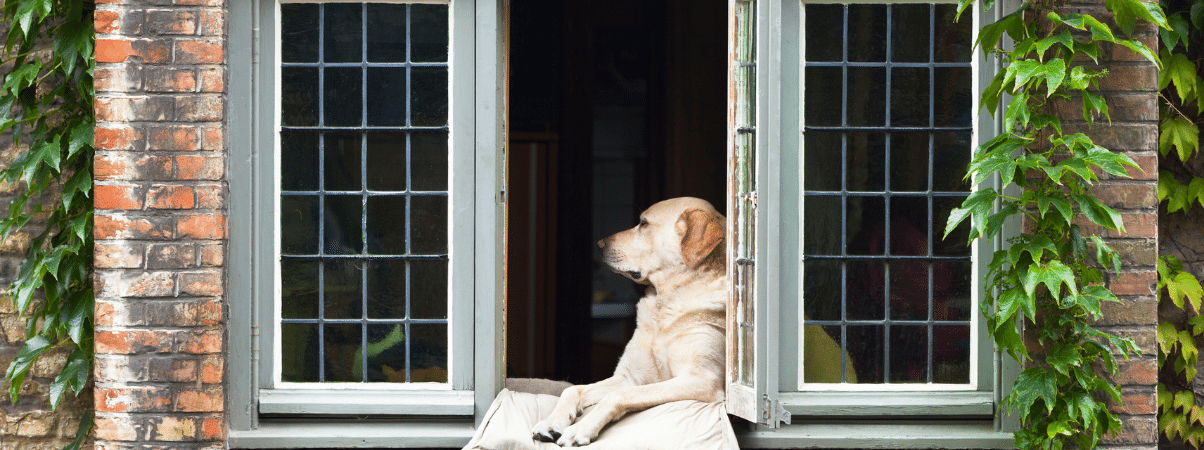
xmin=556 ymin=375 xmax=721 ymax=447
xmin=531 ymin=377 xmax=625 ymax=443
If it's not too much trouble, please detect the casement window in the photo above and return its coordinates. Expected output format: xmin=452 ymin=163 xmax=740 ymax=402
xmin=227 ymin=0 xmax=504 ymax=446
xmin=726 ymin=0 xmax=1019 ymax=445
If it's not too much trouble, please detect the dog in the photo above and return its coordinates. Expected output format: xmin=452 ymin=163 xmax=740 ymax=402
xmin=532 ymin=197 xmax=727 ymax=447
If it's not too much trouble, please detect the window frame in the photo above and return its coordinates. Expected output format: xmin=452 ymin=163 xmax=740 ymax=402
xmin=227 ymin=0 xmax=506 ymax=445
xmin=725 ymin=0 xmax=1022 ymax=442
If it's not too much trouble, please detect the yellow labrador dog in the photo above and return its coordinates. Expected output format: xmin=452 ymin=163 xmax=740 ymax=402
xmin=532 ymin=197 xmax=727 ymax=446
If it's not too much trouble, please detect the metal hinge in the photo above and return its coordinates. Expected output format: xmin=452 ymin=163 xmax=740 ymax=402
xmin=762 ymin=394 xmax=791 ymax=426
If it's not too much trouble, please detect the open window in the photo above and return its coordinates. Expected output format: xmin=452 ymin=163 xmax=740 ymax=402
xmin=725 ymin=0 xmax=1021 ymax=441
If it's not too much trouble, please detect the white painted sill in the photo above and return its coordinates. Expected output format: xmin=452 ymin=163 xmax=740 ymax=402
xmin=258 ymin=388 xmax=475 ymax=416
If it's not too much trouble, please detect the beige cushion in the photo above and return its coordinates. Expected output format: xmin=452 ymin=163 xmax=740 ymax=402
xmin=464 ymin=388 xmax=739 ymax=450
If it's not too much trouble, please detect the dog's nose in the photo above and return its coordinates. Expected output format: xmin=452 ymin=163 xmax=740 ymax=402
xmin=597 ymin=239 xmax=607 ymax=250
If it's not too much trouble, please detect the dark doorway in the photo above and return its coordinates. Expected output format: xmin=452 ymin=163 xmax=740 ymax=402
xmin=506 ymin=0 xmax=727 ymax=384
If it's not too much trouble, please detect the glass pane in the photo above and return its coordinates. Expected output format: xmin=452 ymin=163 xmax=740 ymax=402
xmin=847 ymin=67 xmax=885 ymax=126
xmin=411 ymin=324 xmax=449 ymax=382
xmin=280 ymin=195 xmax=319 ymax=255
xmin=366 ymin=196 xmax=408 ymax=254
xmin=281 ymin=67 xmax=319 ymax=127
xmin=281 ymin=131 xmax=319 ymax=191
xmin=891 ymin=4 xmax=930 ymax=63
xmin=889 ymin=325 xmax=928 ymax=383
xmin=890 ymin=196 xmax=928 ymax=256
xmin=367 ymin=4 xmax=407 ymax=62
xmin=366 ymin=323 xmax=408 ymax=382
xmin=935 ymin=261 xmax=973 ymax=321
xmin=804 ymin=67 xmax=842 ymax=127
xmin=411 ymin=67 xmax=449 ymax=126
xmin=934 ymin=67 xmax=972 ymax=127
xmin=845 ymin=196 xmax=884 ymax=255
xmin=411 ymin=196 xmax=448 ymax=254
xmin=889 ymin=133 xmax=929 ymax=192
xmin=846 ymin=133 xmax=885 ymax=191
xmin=324 ymin=132 xmax=362 ymax=191
xmin=933 ymin=325 xmax=971 ymax=383
xmin=281 ymin=323 xmax=319 ymax=382
xmin=281 ymin=4 xmax=319 ymax=63
xmin=367 ymin=67 xmax=407 ymax=127
xmin=933 ymin=196 xmax=971 ymax=256
xmin=935 ymin=4 xmax=973 ymax=63
xmin=846 ymin=260 xmax=884 ymax=320
xmin=324 ymin=195 xmax=363 ymax=255
xmin=281 ymin=260 xmax=320 ymax=319
xmin=324 ymin=323 xmax=362 ymax=381
xmin=889 ymin=261 xmax=929 ymax=320
xmin=933 ymin=132 xmax=972 ymax=191
xmin=890 ymin=67 xmax=929 ymax=126
xmin=803 ymin=131 xmax=841 ymax=191
xmin=366 ymin=132 xmax=408 ymax=191
xmin=847 ymin=5 xmax=886 ymax=62
xmin=323 ymin=259 xmax=364 ymax=319
xmin=324 ymin=67 xmax=363 ymax=127
xmin=804 ymin=325 xmax=848 ymax=383
xmin=847 ymin=325 xmax=884 ymax=383
xmin=803 ymin=260 xmax=842 ymax=321
xmin=412 ymin=131 xmax=449 ymax=191
xmin=412 ymin=4 xmax=450 ymax=62
xmin=803 ymin=195 xmax=841 ymax=255
xmin=324 ymin=3 xmax=362 ymax=63
xmin=366 ymin=259 xmax=407 ymax=318
xmin=805 ymin=5 xmax=843 ymax=62
xmin=411 ymin=259 xmax=449 ymax=319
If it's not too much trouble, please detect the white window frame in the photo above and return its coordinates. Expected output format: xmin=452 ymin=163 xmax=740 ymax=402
xmin=226 ymin=0 xmax=505 ymax=446
xmin=726 ymin=0 xmax=1021 ymax=446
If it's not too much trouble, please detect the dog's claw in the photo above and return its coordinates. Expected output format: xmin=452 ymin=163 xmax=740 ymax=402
xmin=533 ymin=430 xmax=559 ymax=442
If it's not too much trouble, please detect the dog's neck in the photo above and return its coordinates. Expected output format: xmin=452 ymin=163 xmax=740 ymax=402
xmin=647 ymin=265 xmax=726 ymax=297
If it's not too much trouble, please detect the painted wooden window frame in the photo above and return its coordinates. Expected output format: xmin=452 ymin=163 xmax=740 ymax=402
xmin=726 ymin=0 xmax=1022 ymax=446
xmin=226 ymin=0 xmax=505 ymax=446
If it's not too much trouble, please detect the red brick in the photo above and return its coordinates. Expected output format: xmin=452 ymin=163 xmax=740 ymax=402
xmin=95 ymin=242 xmax=145 ymax=269
xmin=175 ymin=388 xmax=223 ymax=412
xmin=147 ymin=243 xmax=197 ymax=269
xmin=174 ymin=329 xmax=223 ymax=354
xmin=95 ymin=10 xmax=120 ymax=33
xmin=1109 ymin=270 xmax=1156 ymax=296
xmin=196 ymin=184 xmax=223 ymax=209
xmin=96 ymin=387 xmax=171 ymax=413
xmin=95 ymin=65 xmax=142 ymax=92
xmin=147 ymin=186 xmax=195 ymax=209
xmin=176 ymin=39 xmax=223 ymax=64
xmin=176 ymin=94 xmax=224 ymax=122
xmin=1108 ymin=390 xmax=1157 ymax=415
xmin=199 ymin=68 xmax=224 ymax=93
xmin=201 ymin=356 xmax=223 ymax=384
xmin=95 ymin=126 xmax=138 ymax=151
xmin=95 ymin=39 xmax=132 ymax=63
xmin=95 ymin=214 xmax=173 ymax=240
xmin=200 ymin=126 xmax=223 ymax=151
xmin=94 ymin=184 xmax=144 ymax=210
xmin=201 ymin=418 xmax=224 ymax=440
xmin=144 ymin=68 xmax=197 ymax=93
xmin=148 ymin=126 xmax=199 ymax=151
xmin=1111 ymin=357 xmax=1157 ymax=385
xmin=95 ymin=329 xmax=170 ymax=354
xmin=146 ymin=10 xmax=197 ymax=35
xmin=200 ymin=11 xmax=224 ymax=36
xmin=94 ymin=300 xmax=119 ymax=327
xmin=1090 ymin=183 xmax=1157 ymax=210
xmin=176 ymin=155 xmax=223 ymax=180
xmin=1073 ymin=212 xmax=1156 ymax=238
xmin=200 ymin=243 xmax=223 ymax=267
xmin=98 ymin=271 xmax=175 ymax=298
xmin=177 ymin=214 xmax=225 ymax=239
xmin=1097 ymin=295 xmax=1156 ymax=326
xmin=179 ymin=272 xmax=222 ymax=297
xmin=95 ymin=153 xmax=174 ymax=181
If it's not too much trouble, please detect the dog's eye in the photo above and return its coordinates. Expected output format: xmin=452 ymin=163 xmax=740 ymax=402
xmin=638 ymin=219 xmax=648 ymax=228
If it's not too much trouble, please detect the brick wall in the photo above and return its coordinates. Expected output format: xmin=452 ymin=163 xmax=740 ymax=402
xmin=93 ymin=0 xmax=227 ymax=448
xmin=1052 ymin=1 xmax=1160 ymax=448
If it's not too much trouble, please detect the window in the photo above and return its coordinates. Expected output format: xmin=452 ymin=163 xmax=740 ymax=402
xmin=227 ymin=0 xmax=505 ymax=445
xmin=725 ymin=0 xmax=1019 ymax=443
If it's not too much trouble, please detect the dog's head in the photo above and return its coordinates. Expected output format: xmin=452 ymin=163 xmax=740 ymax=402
xmin=598 ymin=197 xmax=726 ymax=285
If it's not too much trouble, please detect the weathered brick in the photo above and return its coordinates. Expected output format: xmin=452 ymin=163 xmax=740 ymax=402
xmin=175 ymin=39 xmax=223 ymax=64
xmin=93 ymin=414 xmax=138 ymax=441
xmin=196 ymin=184 xmax=223 ymax=209
xmin=1108 ymin=357 xmax=1158 ymax=386
xmin=95 ymin=184 xmax=144 ymax=210
xmin=95 ymin=66 xmax=143 ymax=93
xmin=95 ymin=213 xmax=174 ymax=240
xmin=200 ymin=126 xmax=222 ymax=151
xmin=177 ymin=214 xmax=225 ymax=239
xmin=97 ymin=271 xmax=175 ymax=298
xmin=95 ymin=329 xmax=171 ymax=355
xmin=153 ymin=416 xmax=197 ymax=441
xmin=147 ymin=126 xmax=199 ymax=151
xmin=97 ymin=96 xmax=175 ymax=122
xmin=95 ymin=126 xmax=140 ymax=151
xmin=146 ymin=185 xmax=195 ymax=209
xmin=148 ymin=357 xmax=197 ymax=383
xmin=146 ymin=243 xmax=196 ymax=269
xmin=176 ymin=95 xmax=224 ymax=122
xmin=95 ymin=153 xmax=173 ymax=181
xmin=176 ymin=155 xmax=223 ymax=180
xmin=201 ymin=417 xmax=224 ymax=440
xmin=146 ymin=10 xmax=197 ymax=35
xmin=1109 ymin=270 xmax=1157 ymax=297
xmin=1097 ymin=295 xmax=1156 ymax=326
xmin=200 ymin=356 xmax=223 ymax=384
xmin=179 ymin=272 xmax=222 ymax=297
xmin=0 ymin=232 xmax=31 ymax=253
xmin=200 ymin=11 xmax=224 ymax=36
xmin=1074 ymin=212 xmax=1156 ymax=238
xmin=1107 ymin=388 xmax=1157 ymax=415
xmin=1060 ymin=123 xmax=1158 ymax=152
xmin=1099 ymin=414 xmax=1157 ymax=445
xmin=95 ymin=242 xmax=145 ymax=269
xmin=95 ymin=10 xmax=120 ymax=33
xmin=96 ymin=387 xmax=171 ymax=413
xmin=144 ymin=68 xmax=197 ymax=93
xmin=200 ymin=243 xmax=223 ymax=267
xmin=1108 ymin=239 xmax=1158 ymax=267
xmin=14 ymin=412 xmax=55 ymax=437
xmin=96 ymin=39 xmax=171 ymax=64
xmin=198 ymin=68 xmax=223 ymax=93
xmin=1090 ymin=183 xmax=1157 ymax=210
xmin=173 ymin=329 xmax=222 ymax=354
xmin=174 ymin=388 xmax=222 ymax=412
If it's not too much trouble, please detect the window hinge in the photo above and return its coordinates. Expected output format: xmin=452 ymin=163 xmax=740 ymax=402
xmin=763 ymin=394 xmax=791 ymax=426
xmin=743 ymin=191 xmax=758 ymax=209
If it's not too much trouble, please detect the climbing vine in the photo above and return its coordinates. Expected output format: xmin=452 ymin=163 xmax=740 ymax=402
xmin=0 ymin=0 xmax=95 ymax=449
xmin=949 ymin=0 xmax=1166 ymax=447
xmin=1156 ymin=0 xmax=1204 ymax=446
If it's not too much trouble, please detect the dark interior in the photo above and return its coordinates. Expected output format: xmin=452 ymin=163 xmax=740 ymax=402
xmin=505 ymin=0 xmax=728 ymax=383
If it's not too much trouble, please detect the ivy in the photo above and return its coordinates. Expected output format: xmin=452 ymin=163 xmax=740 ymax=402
xmin=950 ymin=0 xmax=1166 ymax=447
xmin=1158 ymin=0 xmax=1204 ymax=445
xmin=0 ymin=0 xmax=95 ymax=448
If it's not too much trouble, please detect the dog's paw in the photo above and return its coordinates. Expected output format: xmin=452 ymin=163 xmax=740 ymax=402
xmin=531 ymin=419 xmax=565 ymax=443
xmin=555 ymin=423 xmax=596 ymax=447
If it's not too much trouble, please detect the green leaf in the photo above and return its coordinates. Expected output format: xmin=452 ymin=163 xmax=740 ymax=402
xmin=62 ymin=168 xmax=91 ymax=211
xmin=1167 ymin=269 xmax=1204 ymax=313
xmin=944 ymin=188 xmax=996 ymax=241
xmin=1162 ymin=52 xmax=1198 ymax=102
xmin=4 ymin=335 xmax=51 ymax=402
xmin=1083 ymin=145 xmax=1138 ymax=178
xmin=996 ymin=286 xmax=1030 ymax=325
xmin=66 ymin=120 xmax=93 ymax=160
xmin=1044 ymin=58 xmax=1067 ymax=94
xmin=1011 ymin=368 xmax=1058 ymax=414
xmin=1074 ymin=194 xmax=1126 ymax=231
xmin=1047 ymin=343 xmax=1081 ymax=375
xmin=1193 ymin=0 xmax=1204 ymax=30
xmin=1189 ymin=315 xmax=1204 ymax=336
xmin=1162 ymin=13 xmax=1191 ymax=50
xmin=1024 ymin=260 xmax=1078 ymax=299
xmin=1161 ymin=321 xmax=1181 ymax=354
xmin=65 ymin=410 xmax=93 ymax=450
xmin=976 ymin=10 xmax=1025 ymax=58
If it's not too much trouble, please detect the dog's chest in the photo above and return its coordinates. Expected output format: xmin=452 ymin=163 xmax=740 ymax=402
xmin=624 ymin=291 xmax=724 ymax=378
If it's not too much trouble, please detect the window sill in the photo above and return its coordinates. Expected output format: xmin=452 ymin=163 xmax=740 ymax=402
xmin=258 ymin=388 xmax=475 ymax=416
xmin=228 ymin=420 xmax=475 ymax=448
xmin=781 ymin=391 xmax=994 ymax=417
xmin=736 ymin=422 xmax=1014 ymax=449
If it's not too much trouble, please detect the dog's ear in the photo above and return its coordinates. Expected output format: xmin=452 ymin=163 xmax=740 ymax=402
xmin=678 ymin=208 xmax=725 ymax=268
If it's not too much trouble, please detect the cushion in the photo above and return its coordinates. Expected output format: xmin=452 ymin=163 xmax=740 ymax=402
xmin=464 ymin=388 xmax=739 ymax=450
